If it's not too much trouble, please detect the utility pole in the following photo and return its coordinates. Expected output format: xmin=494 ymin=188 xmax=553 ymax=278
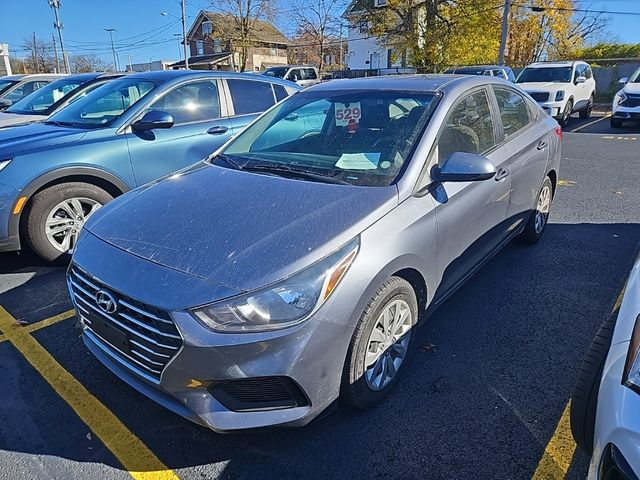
xmin=181 ymin=0 xmax=189 ymax=69
xmin=32 ymin=32 xmax=38 ymax=73
xmin=49 ymin=0 xmax=69 ymax=73
xmin=52 ymin=32 xmax=60 ymax=73
xmin=498 ymin=0 xmax=511 ymax=65
xmin=105 ymin=28 xmax=118 ymax=72
xmin=128 ymin=53 xmax=133 ymax=71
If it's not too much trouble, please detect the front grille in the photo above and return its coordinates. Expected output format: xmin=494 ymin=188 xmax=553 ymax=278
xmin=528 ymin=91 xmax=550 ymax=102
xmin=208 ymin=377 xmax=309 ymax=412
xmin=68 ymin=265 xmax=182 ymax=384
xmin=621 ymin=94 xmax=640 ymax=108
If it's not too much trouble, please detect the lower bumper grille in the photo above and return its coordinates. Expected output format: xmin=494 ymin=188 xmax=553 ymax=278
xmin=68 ymin=265 xmax=182 ymax=384
xmin=528 ymin=91 xmax=550 ymax=102
xmin=208 ymin=377 xmax=309 ymax=412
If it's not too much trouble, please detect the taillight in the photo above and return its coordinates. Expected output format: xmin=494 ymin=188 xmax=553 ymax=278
xmin=555 ymin=125 xmax=563 ymax=141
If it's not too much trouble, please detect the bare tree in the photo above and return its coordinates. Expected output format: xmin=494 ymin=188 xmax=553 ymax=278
xmin=21 ymin=36 xmax=55 ymax=73
xmin=210 ymin=0 xmax=275 ymax=71
xmin=70 ymin=54 xmax=110 ymax=73
xmin=290 ymin=0 xmax=347 ymax=71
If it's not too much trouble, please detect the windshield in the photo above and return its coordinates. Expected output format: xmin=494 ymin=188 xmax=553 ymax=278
xmin=217 ymin=90 xmax=437 ymax=187
xmin=630 ymin=67 xmax=640 ymax=83
xmin=6 ymin=78 xmax=85 ymax=115
xmin=516 ymin=67 xmax=572 ymax=83
xmin=264 ymin=67 xmax=288 ymax=78
xmin=46 ymin=77 xmax=159 ymax=128
xmin=0 ymin=79 xmax=18 ymax=95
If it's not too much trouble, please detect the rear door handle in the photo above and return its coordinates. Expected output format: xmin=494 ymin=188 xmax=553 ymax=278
xmin=495 ymin=167 xmax=510 ymax=181
xmin=207 ymin=125 xmax=229 ymax=135
xmin=537 ymin=141 xmax=548 ymax=150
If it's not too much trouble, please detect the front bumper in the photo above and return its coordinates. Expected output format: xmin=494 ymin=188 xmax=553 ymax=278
xmin=590 ymin=340 xmax=640 ymax=479
xmin=0 ymin=182 xmax=21 ymax=252
xmin=612 ymin=105 xmax=640 ymax=122
xmin=536 ymin=100 xmax=565 ymax=118
xmin=69 ymin=231 xmax=355 ymax=432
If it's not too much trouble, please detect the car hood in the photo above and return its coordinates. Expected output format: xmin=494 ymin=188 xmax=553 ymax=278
xmin=0 ymin=122 xmax=87 ymax=157
xmin=517 ymin=82 xmax=567 ymax=92
xmin=86 ymin=163 xmax=398 ymax=292
xmin=0 ymin=112 xmax=44 ymax=128
xmin=623 ymin=83 xmax=640 ymax=95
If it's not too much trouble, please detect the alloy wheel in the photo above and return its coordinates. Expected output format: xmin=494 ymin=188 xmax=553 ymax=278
xmin=364 ymin=299 xmax=413 ymax=391
xmin=534 ymin=184 xmax=552 ymax=234
xmin=45 ymin=197 xmax=102 ymax=253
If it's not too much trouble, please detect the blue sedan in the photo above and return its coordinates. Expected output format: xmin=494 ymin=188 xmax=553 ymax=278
xmin=0 ymin=70 xmax=299 ymax=261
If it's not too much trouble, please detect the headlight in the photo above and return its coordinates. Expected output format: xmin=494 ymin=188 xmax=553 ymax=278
xmin=192 ymin=238 xmax=359 ymax=333
xmin=0 ymin=159 xmax=11 ymax=172
xmin=623 ymin=314 xmax=640 ymax=394
xmin=618 ymin=92 xmax=629 ymax=105
xmin=555 ymin=91 xmax=565 ymax=101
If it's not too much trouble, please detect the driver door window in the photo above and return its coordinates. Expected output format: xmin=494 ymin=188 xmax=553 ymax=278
xmin=437 ymin=90 xmax=496 ymax=163
xmin=147 ymin=80 xmax=220 ymax=124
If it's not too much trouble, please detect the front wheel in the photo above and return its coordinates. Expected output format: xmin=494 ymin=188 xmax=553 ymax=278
xmin=579 ymin=94 xmax=594 ymax=119
xmin=341 ymin=277 xmax=418 ymax=409
xmin=610 ymin=117 xmax=623 ymax=128
xmin=557 ymin=99 xmax=573 ymax=127
xmin=517 ymin=177 xmax=553 ymax=244
xmin=23 ymin=182 xmax=112 ymax=262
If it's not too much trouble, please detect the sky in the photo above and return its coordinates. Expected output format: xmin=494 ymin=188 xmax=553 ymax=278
xmin=1 ymin=0 xmax=639 ymax=69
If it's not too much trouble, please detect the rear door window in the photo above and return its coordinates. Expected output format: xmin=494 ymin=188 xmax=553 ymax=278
xmin=228 ymin=79 xmax=275 ymax=115
xmin=273 ymin=84 xmax=288 ymax=102
xmin=493 ymin=87 xmax=532 ymax=139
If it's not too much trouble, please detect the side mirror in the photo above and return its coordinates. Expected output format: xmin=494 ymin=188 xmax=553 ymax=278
xmin=0 ymin=98 xmax=12 ymax=110
xmin=619 ymin=77 xmax=629 ymax=85
xmin=575 ymin=76 xmax=587 ymax=84
xmin=131 ymin=110 xmax=174 ymax=132
xmin=431 ymin=152 xmax=496 ymax=182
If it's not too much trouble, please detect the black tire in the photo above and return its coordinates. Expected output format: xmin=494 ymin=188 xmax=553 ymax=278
xmin=23 ymin=182 xmax=112 ymax=262
xmin=517 ymin=176 xmax=553 ymax=245
xmin=579 ymin=94 xmax=594 ymax=119
xmin=610 ymin=117 xmax=623 ymax=128
xmin=341 ymin=276 xmax=418 ymax=409
xmin=570 ymin=314 xmax=617 ymax=454
xmin=556 ymin=99 xmax=573 ymax=128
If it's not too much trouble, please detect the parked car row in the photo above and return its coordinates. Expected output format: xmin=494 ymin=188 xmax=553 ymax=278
xmin=0 ymin=73 xmax=67 ymax=109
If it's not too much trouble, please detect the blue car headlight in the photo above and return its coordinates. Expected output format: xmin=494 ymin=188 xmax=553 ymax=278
xmin=192 ymin=238 xmax=359 ymax=333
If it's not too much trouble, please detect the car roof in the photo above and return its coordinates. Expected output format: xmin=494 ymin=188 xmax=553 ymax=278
xmin=1 ymin=75 xmax=26 ymax=80
xmin=306 ymin=74 xmax=505 ymax=94
xmin=59 ymin=73 xmax=102 ymax=82
xmin=526 ymin=61 xmax=584 ymax=68
xmin=17 ymin=74 xmax=68 ymax=80
xmin=124 ymin=69 xmax=300 ymax=88
xmin=450 ymin=65 xmax=508 ymax=71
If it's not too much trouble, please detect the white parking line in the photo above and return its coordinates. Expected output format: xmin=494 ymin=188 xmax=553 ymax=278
xmin=569 ymin=114 xmax=611 ymax=133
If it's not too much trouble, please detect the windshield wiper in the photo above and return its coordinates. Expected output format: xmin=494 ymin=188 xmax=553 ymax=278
xmin=43 ymin=120 xmax=77 ymax=127
xmin=241 ymin=164 xmax=352 ymax=185
xmin=214 ymin=153 xmax=244 ymax=170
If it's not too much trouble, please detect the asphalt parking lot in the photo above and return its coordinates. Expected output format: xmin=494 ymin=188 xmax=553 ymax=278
xmin=0 ymin=113 xmax=639 ymax=480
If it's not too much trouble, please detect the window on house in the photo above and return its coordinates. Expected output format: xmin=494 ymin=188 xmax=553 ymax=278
xmin=374 ymin=0 xmax=387 ymax=6
xmin=202 ymin=21 xmax=212 ymax=36
xmin=196 ymin=40 xmax=204 ymax=55
xmin=270 ymin=44 xmax=278 ymax=56
xmin=213 ymin=39 xmax=222 ymax=53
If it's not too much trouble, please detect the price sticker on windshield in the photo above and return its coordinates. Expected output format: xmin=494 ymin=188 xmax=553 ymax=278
xmin=335 ymin=102 xmax=361 ymax=127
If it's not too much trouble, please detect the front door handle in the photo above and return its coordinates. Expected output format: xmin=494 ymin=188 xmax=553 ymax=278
xmin=537 ymin=141 xmax=548 ymax=150
xmin=207 ymin=125 xmax=229 ymax=135
xmin=495 ymin=167 xmax=510 ymax=181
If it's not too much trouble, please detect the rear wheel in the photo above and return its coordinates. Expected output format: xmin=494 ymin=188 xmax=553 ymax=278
xmin=579 ymin=94 xmax=594 ymax=119
xmin=23 ymin=182 xmax=112 ymax=262
xmin=342 ymin=277 xmax=418 ymax=409
xmin=570 ymin=314 xmax=617 ymax=454
xmin=517 ymin=177 xmax=553 ymax=244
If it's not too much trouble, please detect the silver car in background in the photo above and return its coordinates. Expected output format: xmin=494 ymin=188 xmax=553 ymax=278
xmin=68 ymin=75 xmax=561 ymax=432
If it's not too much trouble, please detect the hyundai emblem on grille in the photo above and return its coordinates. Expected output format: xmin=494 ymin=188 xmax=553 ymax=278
xmin=95 ymin=290 xmax=117 ymax=314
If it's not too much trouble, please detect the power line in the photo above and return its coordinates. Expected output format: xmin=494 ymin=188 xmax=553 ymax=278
xmin=512 ymin=2 xmax=640 ymax=16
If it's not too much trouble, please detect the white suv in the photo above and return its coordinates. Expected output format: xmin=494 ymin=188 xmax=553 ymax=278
xmin=516 ymin=61 xmax=596 ymax=127
xmin=611 ymin=66 xmax=640 ymax=128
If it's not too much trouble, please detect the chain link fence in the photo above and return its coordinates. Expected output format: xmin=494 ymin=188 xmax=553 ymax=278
xmin=328 ymin=58 xmax=640 ymax=111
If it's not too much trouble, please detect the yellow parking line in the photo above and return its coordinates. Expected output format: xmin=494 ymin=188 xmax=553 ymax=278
xmin=0 ymin=306 xmax=179 ymax=480
xmin=0 ymin=309 xmax=76 ymax=344
xmin=531 ymin=284 xmax=629 ymax=479
xmin=569 ymin=114 xmax=610 ymax=133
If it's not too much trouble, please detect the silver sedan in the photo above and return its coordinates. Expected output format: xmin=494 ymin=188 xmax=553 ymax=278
xmin=68 ymin=74 xmax=561 ymax=432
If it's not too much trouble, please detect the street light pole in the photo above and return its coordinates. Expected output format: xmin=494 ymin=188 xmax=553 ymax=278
xmin=498 ymin=0 xmax=511 ymax=65
xmin=161 ymin=2 xmax=188 ymax=70
xmin=105 ymin=28 xmax=118 ymax=72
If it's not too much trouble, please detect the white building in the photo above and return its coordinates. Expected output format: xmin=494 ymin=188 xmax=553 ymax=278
xmin=343 ymin=0 xmax=405 ymax=70
xmin=126 ymin=60 xmax=176 ymax=73
xmin=0 ymin=44 xmax=12 ymax=76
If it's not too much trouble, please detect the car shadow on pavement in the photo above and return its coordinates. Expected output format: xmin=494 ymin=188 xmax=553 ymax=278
xmin=0 ymin=222 xmax=638 ymax=479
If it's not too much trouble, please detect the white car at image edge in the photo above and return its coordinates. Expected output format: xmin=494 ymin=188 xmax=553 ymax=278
xmin=611 ymin=67 xmax=640 ymax=128
xmin=571 ymin=252 xmax=640 ymax=480
xmin=516 ymin=60 xmax=596 ymax=127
